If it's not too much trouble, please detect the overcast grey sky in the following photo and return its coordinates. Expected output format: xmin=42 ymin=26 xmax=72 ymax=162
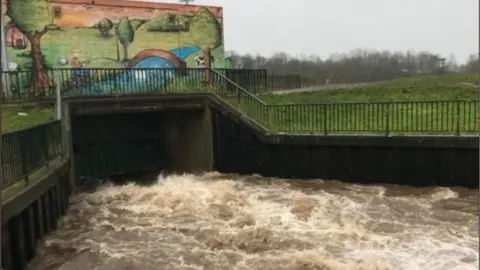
xmin=148 ymin=0 xmax=478 ymax=63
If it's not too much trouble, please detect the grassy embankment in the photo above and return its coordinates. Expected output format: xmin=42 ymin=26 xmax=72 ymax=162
xmin=248 ymin=73 xmax=478 ymax=134
xmin=2 ymin=106 xmax=55 ymax=133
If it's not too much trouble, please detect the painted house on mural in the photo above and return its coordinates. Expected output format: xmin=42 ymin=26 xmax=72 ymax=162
xmin=5 ymin=22 xmax=28 ymax=49
xmin=3 ymin=0 xmax=225 ymax=88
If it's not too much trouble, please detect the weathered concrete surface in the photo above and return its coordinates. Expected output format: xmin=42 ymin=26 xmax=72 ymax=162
xmin=67 ymin=94 xmax=214 ymax=179
xmin=164 ymin=105 xmax=214 ymax=173
xmin=2 ymin=157 xmax=69 ymax=223
xmin=2 ymin=158 xmax=71 ymax=270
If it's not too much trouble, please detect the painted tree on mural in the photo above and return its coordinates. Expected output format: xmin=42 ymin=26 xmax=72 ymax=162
xmin=189 ymin=7 xmax=222 ymax=70
xmin=116 ymin=17 xmax=135 ymax=62
xmin=97 ymin=18 xmax=114 ymax=37
xmin=130 ymin=19 xmax=146 ymax=31
xmin=7 ymin=0 xmax=54 ymax=92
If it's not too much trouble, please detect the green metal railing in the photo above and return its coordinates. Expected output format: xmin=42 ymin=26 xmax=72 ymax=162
xmin=209 ymin=69 xmax=479 ymax=135
xmin=1 ymin=121 xmax=64 ymax=189
xmin=2 ymin=68 xmax=478 ymax=135
xmin=268 ymin=100 xmax=479 ymax=135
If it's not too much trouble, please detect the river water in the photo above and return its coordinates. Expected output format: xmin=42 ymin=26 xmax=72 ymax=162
xmin=27 ymin=172 xmax=478 ymax=270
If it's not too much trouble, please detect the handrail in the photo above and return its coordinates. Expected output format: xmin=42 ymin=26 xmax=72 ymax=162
xmin=269 ymin=99 xmax=480 ymax=106
xmin=2 ymin=121 xmax=64 ymax=189
xmin=210 ymin=68 xmax=267 ymax=106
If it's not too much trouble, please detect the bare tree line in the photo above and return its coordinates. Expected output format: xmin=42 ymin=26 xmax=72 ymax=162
xmin=226 ymin=49 xmax=478 ymax=85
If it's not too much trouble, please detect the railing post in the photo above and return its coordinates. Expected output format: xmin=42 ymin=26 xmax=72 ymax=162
xmin=162 ymin=69 xmax=168 ymax=93
xmin=323 ymin=104 xmax=328 ymax=136
xmin=55 ymin=72 xmax=62 ymax=120
xmin=42 ymin=126 xmax=50 ymax=169
xmin=385 ymin=102 xmax=391 ymax=136
xmin=455 ymin=99 xmax=460 ymax=136
xmin=265 ymin=105 xmax=272 ymax=130
xmin=18 ymin=132 xmax=29 ymax=185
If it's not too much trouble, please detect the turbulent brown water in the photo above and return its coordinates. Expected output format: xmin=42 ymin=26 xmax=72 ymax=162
xmin=27 ymin=173 xmax=478 ymax=270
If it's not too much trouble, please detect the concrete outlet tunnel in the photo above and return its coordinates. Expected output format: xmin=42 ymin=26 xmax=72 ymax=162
xmin=70 ymin=107 xmax=214 ymax=186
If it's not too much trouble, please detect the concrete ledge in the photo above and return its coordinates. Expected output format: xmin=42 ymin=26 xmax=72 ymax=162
xmin=271 ymin=134 xmax=479 ymax=149
xmin=73 ymin=103 xmax=203 ymax=115
xmin=68 ymin=94 xmax=207 ymax=116
xmin=64 ymin=93 xmax=209 ymax=103
xmin=2 ymin=159 xmax=69 ymax=224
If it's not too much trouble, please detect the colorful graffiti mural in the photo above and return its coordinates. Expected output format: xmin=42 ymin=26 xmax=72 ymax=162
xmin=3 ymin=0 xmax=225 ymax=93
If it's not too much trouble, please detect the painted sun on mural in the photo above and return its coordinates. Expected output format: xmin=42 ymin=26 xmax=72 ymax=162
xmin=3 ymin=0 xmax=225 ymax=93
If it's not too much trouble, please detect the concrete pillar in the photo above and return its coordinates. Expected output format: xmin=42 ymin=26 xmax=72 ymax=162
xmin=2 ymin=225 xmax=13 ymax=270
xmin=57 ymin=182 xmax=67 ymax=216
xmin=62 ymin=102 xmax=76 ymax=194
xmin=21 ymin=205 xmax=36 ymax=261
xmin=10 ymin=215 xmax=27 ymax=269
xmin=41 ymin=194 xmax=52 ymax=234
xmin=33 ymin=198 xmax=44 ymax=240
xmin=48 ymin=188 xmax=58 ymax=230
xmin=164 ymin=106 xmax=213 ymax=173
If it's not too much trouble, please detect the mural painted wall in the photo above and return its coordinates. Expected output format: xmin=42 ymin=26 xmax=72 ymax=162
xmin=2 ymin=0 xmax=225 ymax=92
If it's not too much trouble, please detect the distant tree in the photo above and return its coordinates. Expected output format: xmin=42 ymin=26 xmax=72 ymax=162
xmin=7 ymin=0 xmax=53 ymax=92
xmin=446 ymin=53 xmax=458 ymax=71
xmin=462 ymin=54 xmax=478 ymax=74
xmin=189 ymin=7 xmax=222 ymax=70
xmin=116 ymin=17 xmax=135 ymax=62
xmin=226 ymin=49 xmax=472 ymax=85
xmin=97 ymin=18 xmax=114 ymax=37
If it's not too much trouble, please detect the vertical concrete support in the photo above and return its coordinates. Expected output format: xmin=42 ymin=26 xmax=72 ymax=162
xmin=48 ymin=188 xmax=58 ymax=230
xmin=165 ymin=106 xmax=213 ymax=173
xmin=33 ymin=198 xmax=44 ymax=240
xmin=21 ymin=205 xmax=36 ymax=260
xmin=1 ymin=160 xmax=71 ymax=269
xmin=9 ymin=215 xmax=27 ymax=269
xmin=2 ymin=224 xmax=13 ymax=270
xmin=57 ymin=182 xmax=67 ymax=216
xmin=41 ymin=193 xmax=52 ymax=234
xmin=62 ymin=102 xmax=76 ymax=194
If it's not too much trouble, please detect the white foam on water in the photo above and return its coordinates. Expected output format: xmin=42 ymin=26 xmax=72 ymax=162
xmin=27 ymin=173 xmax=478 ymax=270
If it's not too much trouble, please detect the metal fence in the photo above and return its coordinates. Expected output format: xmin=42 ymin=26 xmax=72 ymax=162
xmin=269 ymin=100 xmax=479 ymax=135
xmin=2 ymin=68 xmax=214 ymax=101
xmin=210 ymin=69 xmax=479 ymax=135
xmin=1 ymin=121 xmax=64 ymax=189
xmin=216 ymin=69 xmax=267 ymax=94
xmin=1 ymin=68 xmax=304 ymax=100
xmin=2 ymin=68 xmax=478 ymax=135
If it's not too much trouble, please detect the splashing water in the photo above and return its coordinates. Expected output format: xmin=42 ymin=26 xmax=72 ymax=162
xmin=27 ymin=173 xmax=478 ymax=270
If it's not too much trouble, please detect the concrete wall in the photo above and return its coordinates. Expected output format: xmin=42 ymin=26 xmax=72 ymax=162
xmin=163 ymin=107 xmax=213 ymax=173
xmin=67 ymin=96 xmax=214 ymax=181
xmin=210 ymin=105 xmax=479 ymax=188
xmin=66 ymin=94 xmax=477 ymax=188
xmin=2 ymin=160 xmax=71 ymax=270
